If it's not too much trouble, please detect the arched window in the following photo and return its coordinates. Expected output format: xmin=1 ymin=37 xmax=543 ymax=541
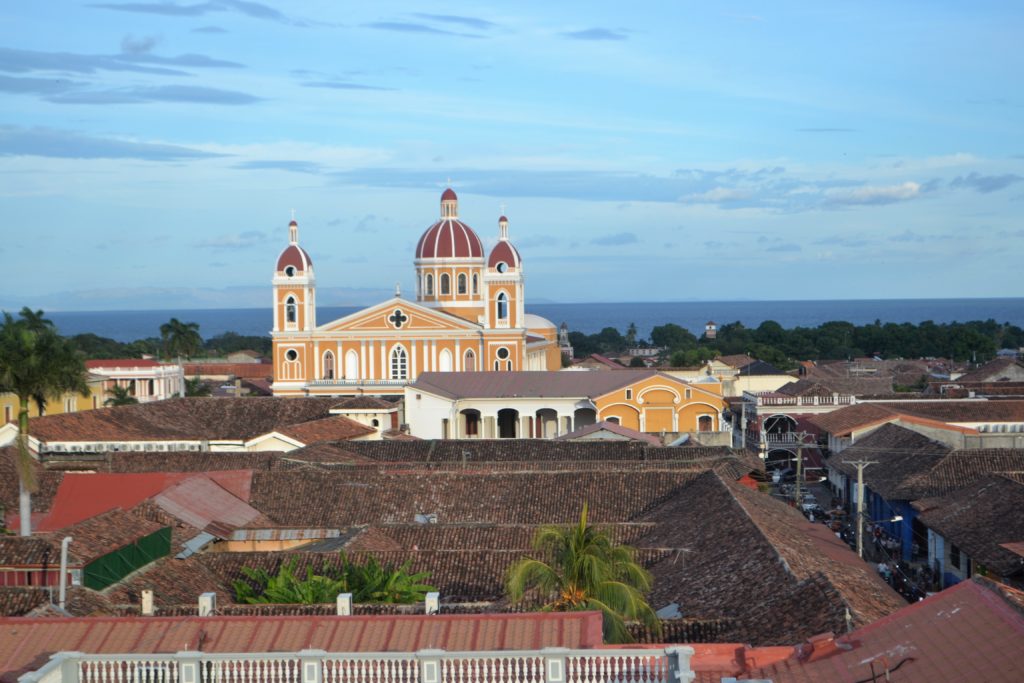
xmin=464 ymin=349 xmax=476 ymax=372
xmin=285 ymin=296 xmax=297 ymax=323
xmin=698 ymin=415 xmax=714 ymax=432
xmin=425 ymin=274 xmax=434 ymax=296
xmin=283 ymin=348 xmax=301 ymax=380
xmin=457 ymin=273 xmax=467 ymax=294
xmin=496 ymin=292 xmax=509 ymax=321
xmin=438 ymin=349 xmax=453 ymax=372
xmin=344 ymin=350 xmax=359 ymax=380
xmin=440 ymin=273 xmax=451 ymax=295
xmin=390 ymin=345 xmax=408 ymax=380
xmin=472 ymin=273 xmax=479 ymax=294
xmin=494 ymin=346 xmax=511 ymax=371
xmin=322 ymin=350 xmax=335 ymax=380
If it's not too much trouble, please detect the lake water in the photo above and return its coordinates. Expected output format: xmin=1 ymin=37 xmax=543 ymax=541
xmin=46 ymin=298 xmax=1024 ymax=343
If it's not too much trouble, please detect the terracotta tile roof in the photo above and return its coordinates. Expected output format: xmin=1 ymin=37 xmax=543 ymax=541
xmin=899 ymin=449 xmax=1024 ymax=499
xmin=826 ymin=424 xmax=952 ymax=499
xmin=809 ymin=400 xmax=1024 ymax=437
xmin=27 ymin=397 xmax=342 ymax=442
xmin=297 ymin=439 xmax=654 ymax=463
xmin=637 ymin=471 xmax=905 ymax=645
xmin=554 ymin=420 xmax=664 ymax=445
xmin=248 ymin=469 xmax=704 ymax=527
xmin=955 ymin=357 xmax=1024 ymax=383
xmin=0 ymin=588 xmax=47 ymax=617
xmin=0 ymin=611 xmax=603 ymax=681
xmin=749 ymin=577 xmax=1024 ymax=683
xmin=715 ymin=354 xmax=756 ymax=368
xmin=411 ymin=369 xmax=655 ymax=399
xmin=777 ymin=380 xmax=842 ymax=398
xmin=1 ymin=508 xmax=163 ymax=567
xmin=359 ymin=523 xmax=655 ymax=551
xmin=915 ymin=474 xmax=1024 ymax=577
xmin=274 ymin=415 xmax=376 ymax=444
xmin=182 ymin=363 xmax=273 ymax=379
xmin=331 ymin=396 xmax=397 ymax=411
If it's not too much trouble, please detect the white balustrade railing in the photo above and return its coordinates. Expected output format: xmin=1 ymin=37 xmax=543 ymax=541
xmin=20 ymin=647 xmax=695 ymax=683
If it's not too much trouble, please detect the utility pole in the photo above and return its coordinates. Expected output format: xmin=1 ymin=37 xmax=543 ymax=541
xmin=792 ymin=431 xmax=815 ymax=509
xmin=845 ymin=459 xmax=878 ymax=559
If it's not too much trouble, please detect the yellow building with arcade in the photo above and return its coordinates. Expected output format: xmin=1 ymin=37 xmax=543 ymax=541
xmin=271 ymin=189 xmax=562 ymax=396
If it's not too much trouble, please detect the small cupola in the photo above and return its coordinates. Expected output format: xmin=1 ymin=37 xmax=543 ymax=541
xmin=440 ymin=188 xmax=458 ymax=219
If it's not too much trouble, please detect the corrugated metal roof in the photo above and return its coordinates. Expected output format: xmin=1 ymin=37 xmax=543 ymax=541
xmin=228 ymin=528 xmax=342 ymax=542
xmin=411 ymin=370 xmax=656 ymax=399
xmin=153 ymin=476 xmax=263 ymax=531
xmin=0 ymin=612 xmax=604 ymax=679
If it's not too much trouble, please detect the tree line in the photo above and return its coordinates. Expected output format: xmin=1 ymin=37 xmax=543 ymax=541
xmin=569 ymin=318 xmax=1024 ymax=368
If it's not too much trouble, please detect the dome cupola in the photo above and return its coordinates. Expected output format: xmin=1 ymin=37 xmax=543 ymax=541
xmin=487 ymin=214 xmax=521 ymax=271
xmin=415 ymin=188 xmax=484 ymax=260
xmin=276 ymin=219 xmax=313 ymax=274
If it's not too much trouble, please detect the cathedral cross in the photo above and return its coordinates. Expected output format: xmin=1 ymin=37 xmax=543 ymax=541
xmin=388 ymin=309 xmax=409 ymax=329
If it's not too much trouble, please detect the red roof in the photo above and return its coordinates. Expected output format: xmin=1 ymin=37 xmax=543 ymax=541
xmin=85 ymin=359 xmax=161 ymax=369
xmin=276 ymin=243 xmax=313 ymax=272
xmin=37 ymin=471 xmax=254 ymax=532
xmin=415 ymin=219 xmax=484 ymax=259
xmin=441 ymin=187 xmax=458 ymax=201
xmin=750 ymin=578 xmax=1024 ymax=682
xmin=0 ymin=612 xmax=603 ymax=679
xmin=488 ymin=239 xmax=521 ymax=269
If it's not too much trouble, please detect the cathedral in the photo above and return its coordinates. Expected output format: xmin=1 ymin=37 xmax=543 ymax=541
xmin=271 ymin=189 xmax=562 ymax=396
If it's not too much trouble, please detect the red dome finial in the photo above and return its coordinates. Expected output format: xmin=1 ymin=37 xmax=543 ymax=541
xmin=441 ymin=187 xmax=457 ymax=201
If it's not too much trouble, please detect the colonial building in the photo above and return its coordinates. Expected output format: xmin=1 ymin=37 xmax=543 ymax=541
xmin=272 ymin=189 xmax=561 ymax=396
xmin=404 ymin=369 xmax=729 ymax=440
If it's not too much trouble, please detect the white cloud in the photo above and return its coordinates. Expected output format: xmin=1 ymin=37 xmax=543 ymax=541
xmin=826 ymin=181 xmax=921 ymax=206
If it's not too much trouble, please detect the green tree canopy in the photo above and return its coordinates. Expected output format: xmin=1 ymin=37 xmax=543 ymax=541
xmin=0 ymin=308 xmax=89 ymax=536
xmin=104 ymin=384 xmax=139 ymax=406
xmin=159 ymin=318 xmax=203 ymax=359
xmin=506 ymin=503 xmax=659 ymax=643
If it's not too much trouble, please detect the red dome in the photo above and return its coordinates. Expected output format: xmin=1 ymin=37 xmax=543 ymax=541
xmin=277 ymin=244 xmax=313 ymax=272
xmin=416 ymin=219 xmax=484 ymax=259
xmin=488 ymin=239 xmax=521 ymax=270
xmin=441 ymin=188 xmax=458 ymax=201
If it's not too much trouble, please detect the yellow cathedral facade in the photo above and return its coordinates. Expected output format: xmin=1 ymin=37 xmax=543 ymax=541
xmin=271 ymin=188 xmax=562 ymax=396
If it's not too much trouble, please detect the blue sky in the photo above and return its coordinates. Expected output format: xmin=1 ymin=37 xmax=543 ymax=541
xmin=2 ymin=1 xmax=1023 ymax=310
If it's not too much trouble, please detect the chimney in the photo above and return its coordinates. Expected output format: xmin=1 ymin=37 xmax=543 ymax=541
xmin=198 ymin=592 xmax=216 ymax=617
xmin=141 ymin=589 xmax=154 ymax=616
xmin=425 ymin=592 xmax=440 ymax=615
xmin=795 ymin=632 xmax=849 ymax=662
xmin=336 ymin=592 xmax=353 ymax=616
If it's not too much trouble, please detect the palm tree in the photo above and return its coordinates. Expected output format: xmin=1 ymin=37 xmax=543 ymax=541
xmin=0 ymin=308 xmax=89 ymax=536
xmin=104 ymin=384 xmax=139 ymax=406
xmin=506 ymin=503 xmax=660 ymax=643
xmin=159 ymin=318 xmax=203 ymax=360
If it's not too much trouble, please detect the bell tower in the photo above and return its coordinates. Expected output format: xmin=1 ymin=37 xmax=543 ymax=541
xmin=484 ymin=214 xmax=524 ymax=329
xmin=272 ymin=219 xmax=316 ymax=333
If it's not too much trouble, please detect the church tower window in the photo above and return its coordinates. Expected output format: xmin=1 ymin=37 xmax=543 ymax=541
xmin=440 ymin=273 xmax=451 ymax=295
xmin=464 ymin=349 xmax=476 ymax=371
xmin=472 ymin=273 xmax=479 ymax=294
xmin=496 ymin=292 xmax=509 ymax=321
xmin=285 ymin=296 xmax=297 ymax=324
xmin=425 ymin=274 xmax=434 ymax=296
xmin=322 ymin=350 xmax=335 ymax=380
xmin=457 ymin=273 xmax=467 ymax=294
xmin=390 ymin=345 xmax=408 ymax=380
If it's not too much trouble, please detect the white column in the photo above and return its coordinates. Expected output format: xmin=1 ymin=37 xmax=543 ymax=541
xmin=380 ymin=342 xmax=387 ymax=380
xmin=454 ymin=339 xmax=462 ymax=371
xmin=368 ymin=340 xmax=375 ymax=379
xmin=431 ymin=339 xmax=438 ymax=372
xmin=361 ymin=340 xmax=367 ymax=379
xmin=411 ymin=339 xmax=418 ymax=379
xmin=313 ymin=341 xmax=320 ymax=379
